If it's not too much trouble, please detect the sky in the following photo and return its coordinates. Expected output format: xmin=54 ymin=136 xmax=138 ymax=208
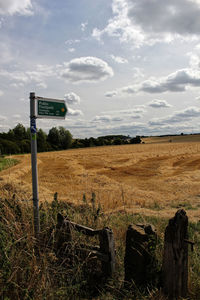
xmin=1 ymin=0 xmax=200 ymax=138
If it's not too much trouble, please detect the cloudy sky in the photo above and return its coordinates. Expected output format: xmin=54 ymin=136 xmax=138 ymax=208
xmin=1 ymin=0 xmax=200 ymax=137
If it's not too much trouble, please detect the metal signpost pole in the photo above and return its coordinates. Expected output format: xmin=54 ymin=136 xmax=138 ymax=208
xmin=30 ymin=92 xmax=40 ymax=237
xmin=30 ymin=92 xmax=67 ymax=237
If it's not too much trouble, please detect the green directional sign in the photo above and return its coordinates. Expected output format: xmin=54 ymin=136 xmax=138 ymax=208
xmin=36 ymin=97 xmax=67 ymax=119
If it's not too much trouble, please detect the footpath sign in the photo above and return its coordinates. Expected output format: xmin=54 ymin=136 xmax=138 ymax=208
xmin=37 ymin=97 xmax=67 ymax=119
xmin=30 ymin=92 xmax=67 ymax=236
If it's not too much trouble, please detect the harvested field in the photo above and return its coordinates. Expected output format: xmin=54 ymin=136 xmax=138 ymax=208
xmin=1 ymin=141 xmax=200 ymax=221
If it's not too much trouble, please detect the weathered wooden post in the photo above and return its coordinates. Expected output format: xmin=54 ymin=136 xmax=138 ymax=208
xmin=162 ymin=209 xmax=188 ymax=299
xmin=99 ymin=227 xmax=115 ymax=277
xmin=55 ymin=215 xmax=116 ymax=278
xmin=124 ymin=224 xmax=157 ymax=288
xmin=56 ymin=213 xmax=72 ymax=255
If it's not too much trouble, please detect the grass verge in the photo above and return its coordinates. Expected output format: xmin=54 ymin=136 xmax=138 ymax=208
xmin=0 ymin=156 xmax=19 ymax=171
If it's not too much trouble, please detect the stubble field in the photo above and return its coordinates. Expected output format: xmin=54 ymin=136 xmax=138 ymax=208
xmin=1 ymin=139 xmax=200 ymax=221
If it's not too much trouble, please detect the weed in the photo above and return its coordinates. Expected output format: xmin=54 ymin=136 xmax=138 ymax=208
xmin=145 ymin=201 xmax=163 ymax=211
xmin=0 ymin=157 xmax=19 ymax=171
xmin=170 ymin=200 xmax=197 ymax=210
xmin=0 ymin=193 xmax=200 ymax=299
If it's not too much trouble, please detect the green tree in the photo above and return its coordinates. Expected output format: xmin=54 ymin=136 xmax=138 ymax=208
xmin=59 ymin=127 xmax=72 ymax=149
xmin=26 ymin=128 xmax=31 ymax=140
xmin=130 ymin=136 xmax=141 ymax=144
xmin=13 ymin=124 xmax=27 ymax=140
xmin=47 ymin=127 xmax=60 ymax=149
xmin=0 ymin=139 xmax=20 ymax=154
xmin=37 ymin=129 xmax=48 ymax=152
xmin=71 ymin=139 xmax=84 ymax=148
xmin=7 ymin=129 xmax=15 ymax=140
xmin=19 ymin=139 xmax=31 ymax=153
xmin=113 ymin=137 xmax=123 ymax=145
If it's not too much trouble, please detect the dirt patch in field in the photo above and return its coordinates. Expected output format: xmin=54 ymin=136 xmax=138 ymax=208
xmin=1 ymin=143 xmax=200 ymax=221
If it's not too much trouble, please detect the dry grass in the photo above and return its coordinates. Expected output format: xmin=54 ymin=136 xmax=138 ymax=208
xmin=0 ymin=193 xmax=170 ymax=299
xmin=143 ymin=134 xmax=200 ymax=144
xmin=1 ymin=141 xmax=200 ymax=221
xmin=1 ymin=139 xmax=200 ymax=299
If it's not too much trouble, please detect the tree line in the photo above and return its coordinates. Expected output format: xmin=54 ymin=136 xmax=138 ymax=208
xmin=0 ymin=123 xmax=141 ymax=155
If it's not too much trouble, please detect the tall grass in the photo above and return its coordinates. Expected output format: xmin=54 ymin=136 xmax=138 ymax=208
xmin=0 ymin=191 xmax=200 ymax=299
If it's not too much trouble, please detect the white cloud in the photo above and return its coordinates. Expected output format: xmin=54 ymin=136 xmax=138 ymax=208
xmin=81 ymin=21 xmax=88 ymax=32
xmin=27 ymin=64 xmax=55 ymax=82
xmin=64 ymin=92 xmax=80 ymax=105
xmin=95 ymin=121 xmax=146 ymax=136
xmin=0 ymin=64 xmax=55 ymax=87
xmin=113 ymin=107 xmax=146 ymax=117
xmin=149 ymin=107 xmax=200 ymax=126
xmin=0 ymin=90 xmax=4 ymax=96
xmin=0 ymin=115 xmax=7 ymax=121
xmin=0 ymin=70 xmax=29 ymax=83
xmin=37 ymin=82 xmax=47 ymax=89
xmin=0 ymin=42 xmax=13 ymax=64
xmin=147 ymin=123 xmax=195 ymax=136
xmin=105 ymin=90 xmax=118 ymax=98
xmin=132 ymin=67 xmax=144 ymax=80
xmin=0 ymin=0 xmax=33 ymax=16
xmin=92 ymin=0 xmax=200 ymax=47
xmin=148 ymin=99 xmax=172 ymax=108
xmin=121 ymin=85 xmax=137 ymax=94
xmin=0 ymin=17 xmax=3 ymax=27
xmin=127 ymin=0 xmax=200 ymax=36
xmin=65 ymin=39 xmax=80 ymax=45
xmin=67 ymin=120 xmax=96 ymax=129
xmin=92 ymin=0 xmax=145 ymax=47
xmin=105 ymin=84 xmax=136 ymax=97
xmin=61 ymin=57 xmax=114 ymax=83
xmin=174 ymin=107 xmax=200 ymax=118
xmin=10 ymin=82 xmax=24 ymax=88
xmin=188 ymin=53 xmax=200 ymax=68
xmin=92 ymin=28 xmax=102 ymax=41
xmin=67 ymin=107 xmax=83 ymax=117
xmin=110 ymin=55 xmax=128 ymax=64
xmin=13 ymin=114 xmax=21 ymax=119
xmin=106 ymin=68 xmax=200 ymax=97
xmin=0 ymin=124 xmax=9 ymax=130
xmin=130 ymin=106 xmax=146 ymax=114
xmin=93 ymin=106 xmax=145 ymax=124
xmin=0 ymin=59 xmax=113 ymax=92
xmin=141 ymin=69 xmax=200 ymax=93
xmin=92 ymin=115 xmax=123 ymax=123
xmin=92 ymin=115 xmax=112 ymax=123
xmin=68 ymin=48 xmax=75 ymax=53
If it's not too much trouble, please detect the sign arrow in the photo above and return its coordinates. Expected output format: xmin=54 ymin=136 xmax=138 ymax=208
xmin=36 ymin=97 xmax=68 ymax=119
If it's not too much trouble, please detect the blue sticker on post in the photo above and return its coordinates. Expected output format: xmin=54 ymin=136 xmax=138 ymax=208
xmin=30 ymin=118 xmax=37 ymax=134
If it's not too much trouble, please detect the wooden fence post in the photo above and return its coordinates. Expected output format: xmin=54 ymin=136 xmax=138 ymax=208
xmin=124 ymin=224 xmax=156 ymax=288
xmin=162 ymin=209 xmax=188 ymax=299
xmin=99 ymin=227 xmax=115 ymax=277
xmin=55 ymin=213 xmax=72 ymax=254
